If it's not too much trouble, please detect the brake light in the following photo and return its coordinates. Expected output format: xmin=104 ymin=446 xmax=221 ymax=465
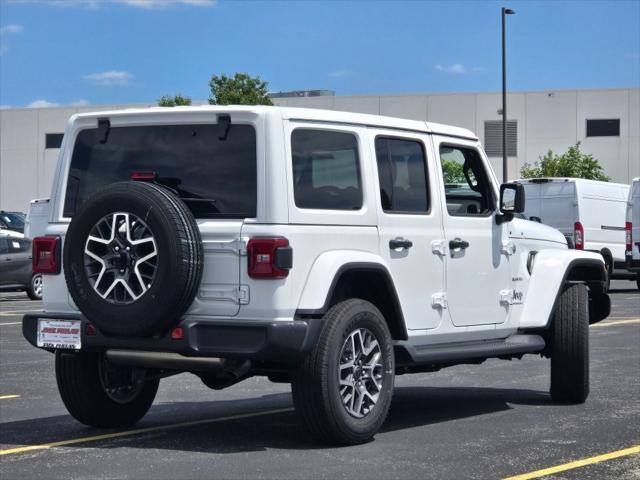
xmin=131 ymin=171 xmax=157 ymax=181
xmin=574 ymin=222 xmax=584 ymax=250
xmin=32 ymin=236 xmax=60 ymax=274
xmin=626 ymin=222 xmax=633 ymax=252
xmin=247 ymin=237 xmax=292 ymax=279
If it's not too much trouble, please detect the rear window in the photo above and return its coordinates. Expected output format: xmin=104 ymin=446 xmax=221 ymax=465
xmin=63 ymin=123 xmax=257 ymax=218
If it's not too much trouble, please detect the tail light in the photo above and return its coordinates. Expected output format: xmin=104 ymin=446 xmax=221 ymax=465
xmin=32 ymin=236 xmax=60 ymax=274
xmin=574 ymin=222 xmax=584 ymax=250
xmin=626 ymin=222 xmax=633 ymax=252
xmin=247 ymin=237 xmax=292 ymax=279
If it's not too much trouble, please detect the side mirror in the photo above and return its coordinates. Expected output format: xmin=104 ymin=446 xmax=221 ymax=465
xmin=500 ymin=183 xmax=525 ymax=214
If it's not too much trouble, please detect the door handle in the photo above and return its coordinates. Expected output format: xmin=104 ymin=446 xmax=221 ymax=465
xmin=389 ymin=238 xmax=413 ymax=250
xmin=449 ymin=238 xmax=469 ymax=250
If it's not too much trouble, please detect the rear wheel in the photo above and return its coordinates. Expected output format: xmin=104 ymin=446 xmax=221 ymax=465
xmin=55 ymin=351 xmax=159 ymax=427
xmin=550 ymin=283 xmax=589 ymax=403
xmin=26 ymin=273 xmax=42 ymax=300
xmin=291 ymin=299 xmax=395 ymax=445
xmin=602 ymin=254 xmax=612 ymax=293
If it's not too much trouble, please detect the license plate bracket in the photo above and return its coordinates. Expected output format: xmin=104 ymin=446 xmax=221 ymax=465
xmin=37 ymin=319 xmax=82 ymax=350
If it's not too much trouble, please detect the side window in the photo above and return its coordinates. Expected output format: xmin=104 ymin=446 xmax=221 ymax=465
xmin=440 ymin=145 xmax=495 ymax=216
xmin=375 ymin=137 xmax=429 ymax=213
xmin=292 ymin=129 xmax=362 ymax=210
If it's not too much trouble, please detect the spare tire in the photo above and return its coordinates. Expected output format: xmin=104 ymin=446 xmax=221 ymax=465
xmin=63 ymin=181 xmax=203 ymax=336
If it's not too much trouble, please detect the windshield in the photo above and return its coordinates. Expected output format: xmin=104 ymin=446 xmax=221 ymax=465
xmin=63 ymin=123 xmax=257 ymax=219
xmin=0 ymin=212 xmax=25 ymax=232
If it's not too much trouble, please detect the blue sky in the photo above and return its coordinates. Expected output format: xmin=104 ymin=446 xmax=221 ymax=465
xmin=0 ymin=0 xmax=638 ymax=108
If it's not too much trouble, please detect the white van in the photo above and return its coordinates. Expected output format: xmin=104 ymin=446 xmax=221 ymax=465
xmin=519 ymin=178 xmax=632 ymax=287
xmin=625 ymin=178 xmax=640 ymax=289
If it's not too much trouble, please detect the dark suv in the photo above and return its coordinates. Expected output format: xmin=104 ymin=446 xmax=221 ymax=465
xmin=0 ymin=237 xmax=42 ymax=300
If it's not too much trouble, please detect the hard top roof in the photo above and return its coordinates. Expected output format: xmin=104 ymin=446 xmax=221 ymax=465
xmin=72 ymin=105 xmax=478 ymax=141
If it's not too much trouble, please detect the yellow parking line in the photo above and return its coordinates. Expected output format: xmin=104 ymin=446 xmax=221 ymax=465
xmin=0 ymin=395 xmax=20 ymax=400
xmin=503 ymin=445 xmax=640 ymax=480
xmin=0 ymin=407 xmax=294 ymax=456
xmin=592 ymin=318 xmax=640 ymax=328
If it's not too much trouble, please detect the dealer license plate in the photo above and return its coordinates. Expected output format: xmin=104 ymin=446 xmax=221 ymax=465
xmin=37 ymin=319 xmax=81 ymax=350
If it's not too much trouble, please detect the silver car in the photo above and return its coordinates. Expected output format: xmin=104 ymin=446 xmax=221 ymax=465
xmin=0 ymin=237 xmax=42 ymax=300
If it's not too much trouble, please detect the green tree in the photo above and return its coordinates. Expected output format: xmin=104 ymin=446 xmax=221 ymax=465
xmin=208 ymin=72 xmax=273 ymax=106
xmin=520 ymin=142 xmax=609 ymax=181
xmin=442 ymin=158 xmax=466 ymax=184
xmin=158 ymin=94 xmax=192 ymax=107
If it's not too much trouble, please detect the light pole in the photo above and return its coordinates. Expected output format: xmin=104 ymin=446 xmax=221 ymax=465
xmin=502 ymin=7 xmax=515 ymax=183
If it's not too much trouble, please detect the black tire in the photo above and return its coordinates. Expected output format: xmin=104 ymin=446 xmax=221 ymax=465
xmin=63 ymin=181 xmax=203 ymax=336
xmin=550 ymin=283 xmax=589 ymax=404
xmin=291 ymin=299 xmax=395 ymax=445
xmin=26 ymin=273 xmax=43 ymax=300
xmin=636 ymin=277 xmax=640 ymax=291
xmin=602 ymin=254 xmax=612 ymax=293
xmin=55 ymin=351 xmax=159 ymax=427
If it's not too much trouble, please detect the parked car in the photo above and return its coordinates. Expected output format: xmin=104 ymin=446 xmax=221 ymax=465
xmin=23 ymin=106 xmax=608 ymax=445
xmin=518 ymin=178 xmax=633 ymax=290
xmin=0 ymin=237 xmax=42 ymax=300
xmin=625 ymin=177 xmax=640 ymax=289
xmin=0 ymin=211 xmax=26 ymax=234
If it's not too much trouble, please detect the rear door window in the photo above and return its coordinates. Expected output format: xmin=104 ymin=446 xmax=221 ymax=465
xmin=291 ymin=129 xmax=362 ymax=210
xmin=63 ymin=123 xmax=257 ymax=219
xmin=375 ymin=137 xmax=429 ymax=213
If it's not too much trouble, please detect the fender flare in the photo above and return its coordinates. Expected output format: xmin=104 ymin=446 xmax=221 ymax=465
xmin=295 ymin=251 xmax=407 ymax=339
xmin=519 ymin=249 xmax=607 ymax=329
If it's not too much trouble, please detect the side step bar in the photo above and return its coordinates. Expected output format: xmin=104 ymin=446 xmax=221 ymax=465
xmin=399 ymin=334 xmax=545 ymax=366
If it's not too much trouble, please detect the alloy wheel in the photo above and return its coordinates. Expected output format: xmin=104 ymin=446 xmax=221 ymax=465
xmin=338 ymin=328 xmax=384 ymax=418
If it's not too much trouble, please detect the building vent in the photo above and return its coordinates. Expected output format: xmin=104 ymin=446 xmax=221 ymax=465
xmin=586 ymin=119 xmax=620 ymax=137
xmin=484 ymin=120 xmax=517 ymax=157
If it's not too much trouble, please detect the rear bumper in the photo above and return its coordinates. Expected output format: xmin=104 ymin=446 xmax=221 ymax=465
xmin=22 ymin=313 xmax=322 ymax=364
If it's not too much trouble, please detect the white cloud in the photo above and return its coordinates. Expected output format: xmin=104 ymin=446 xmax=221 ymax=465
xmin=28 ymin=100 xmax=60 ymax=108
xmin=70 ymin=99 xmax=90 ymax=106
xmin=0 ymin=24 xmax=24 ymax=35
xmin=84 ymin=70 xmax=134 ymax=86
xmin=434 ymin=64 xmax=467 ymax=74
xmin=0 ymin=105 xmax=13 ymax=110
xmin=328 ymin=70 xmax=353 ymax=78
xmin=472 ymin=66 xmax=487 ymax=73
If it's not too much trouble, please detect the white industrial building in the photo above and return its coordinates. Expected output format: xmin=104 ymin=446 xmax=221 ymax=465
xmin=1 ymin=87 xmax=638 ymax=212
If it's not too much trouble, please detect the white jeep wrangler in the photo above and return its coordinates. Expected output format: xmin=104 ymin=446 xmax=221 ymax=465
xmin=24 ymin=106 xmax=610 ymax=445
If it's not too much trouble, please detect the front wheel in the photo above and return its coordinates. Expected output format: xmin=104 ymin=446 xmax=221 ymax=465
xmin=550 ymin=283 xmax=589 ymax=403
xmin=55 ymin=351 xmax=159 ymax=427
xmin=291 ymin=299 xmax=395 ymax=445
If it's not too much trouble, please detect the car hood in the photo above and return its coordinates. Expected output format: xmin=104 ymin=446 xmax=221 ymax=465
xmin=508 ymin=218 xmax=567 ymax=246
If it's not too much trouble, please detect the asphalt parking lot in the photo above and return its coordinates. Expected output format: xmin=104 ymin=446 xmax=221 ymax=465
xmin=0 ymin=281 xmax=638 ymax=480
